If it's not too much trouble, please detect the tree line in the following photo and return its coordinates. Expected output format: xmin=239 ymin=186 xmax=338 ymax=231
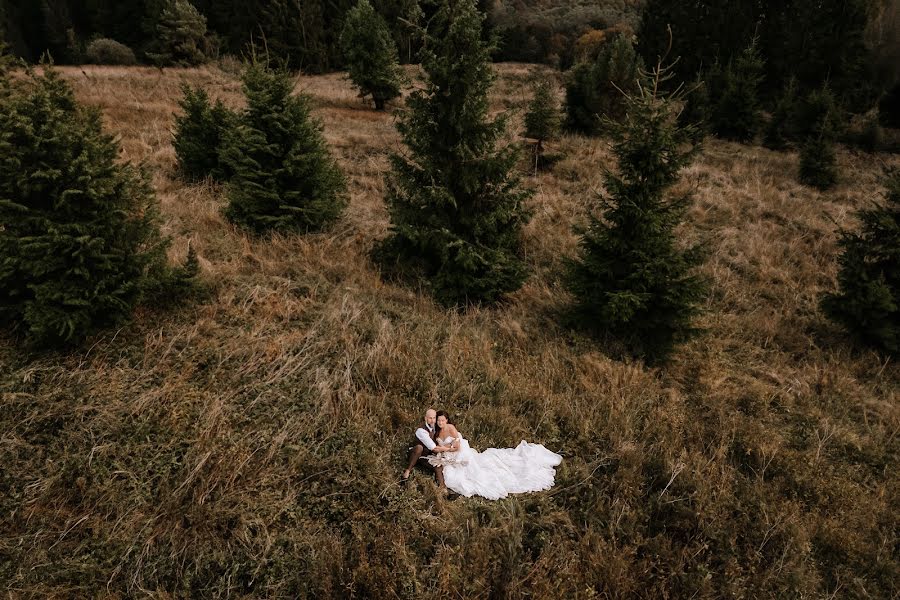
xmin=0 ymin=0 xmax=426 ymax=71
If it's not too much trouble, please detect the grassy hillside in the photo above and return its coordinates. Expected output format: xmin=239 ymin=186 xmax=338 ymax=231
xmin=1 ymin=64 xmax=898 ymax=598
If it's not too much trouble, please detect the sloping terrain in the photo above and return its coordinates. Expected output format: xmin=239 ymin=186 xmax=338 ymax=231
xmin=0 ymin=64 xmax=897 ymax=598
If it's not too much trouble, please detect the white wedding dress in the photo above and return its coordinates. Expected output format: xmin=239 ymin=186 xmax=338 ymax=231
xmin=429 ymin=435 xmax=562 ymax=500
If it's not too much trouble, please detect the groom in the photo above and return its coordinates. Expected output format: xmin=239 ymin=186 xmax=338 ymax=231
xmin=402 ymin=408 xmax=448 ymax=486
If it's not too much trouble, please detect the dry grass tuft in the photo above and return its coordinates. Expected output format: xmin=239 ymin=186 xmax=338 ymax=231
xmin=1 ymin=64 xmax=898 ymax=599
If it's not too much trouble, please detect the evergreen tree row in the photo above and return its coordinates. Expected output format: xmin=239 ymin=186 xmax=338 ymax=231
xmin=3 ymin=0 xmax=895 ymax=365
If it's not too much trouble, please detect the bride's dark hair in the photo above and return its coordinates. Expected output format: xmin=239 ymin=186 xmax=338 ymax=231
xmin=435 ymin=410 xmax=452 ymax=427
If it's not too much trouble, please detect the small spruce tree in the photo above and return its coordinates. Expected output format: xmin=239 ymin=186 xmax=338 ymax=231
xmin=677 ymin=72 xmax=711 ymax=136
xmin=565 ymin=61 xmax=706 ymax=363
xmin=710 ymin=38 xmax=764 ymax=142
xmin=821 ymin=171 xmax=900 ymax=355
xmin=564 ymin=35 xmax=643 ymax=135
xmin=523 ymin=80 xmax=561 ymax=170
xmin=149 ymin=0 xmax=208 ymax=66
xmin=0 ymin=67 xmax=173 ymax=346
xmin=763 ymin=77 xmax=799 ymax=150
xmin=797 ymin=86 xmax=840 ymax=190
xmin=373 ymin=0 xmax=532 ymax=305
xmin=173 ymin=84 xmax=236 ymax=182
xmin=340 ymin=0 xmax=405 ymax=110
xmin=879 ymin=82 xmax=900 ymax=129
xmin=223 ymin=59 xmax=346 ymax=234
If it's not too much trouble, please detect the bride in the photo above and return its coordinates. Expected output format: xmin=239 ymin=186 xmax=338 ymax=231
xmin=428 ymin=411 xmax=562 ymax=500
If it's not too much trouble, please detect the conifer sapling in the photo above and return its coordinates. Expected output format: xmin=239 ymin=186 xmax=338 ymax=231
xmin=523 ymin=80 xmax=561 ymax=170
xmin=340 ymin=0 xmax=405 ymax=110
xmin=821 ymin=171 xmax=899 ymax=355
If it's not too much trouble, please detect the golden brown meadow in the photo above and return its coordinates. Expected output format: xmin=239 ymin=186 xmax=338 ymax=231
xmin=0 ymin=63 xmax=898 ymax=598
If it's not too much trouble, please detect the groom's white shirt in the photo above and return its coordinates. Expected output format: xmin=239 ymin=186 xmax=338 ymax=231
xmin=416 ymin=424 xmax=436 ymax=451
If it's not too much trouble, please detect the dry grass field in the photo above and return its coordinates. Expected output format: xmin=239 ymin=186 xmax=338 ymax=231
xmin=1 ymin=63 xmax=898 ymax=598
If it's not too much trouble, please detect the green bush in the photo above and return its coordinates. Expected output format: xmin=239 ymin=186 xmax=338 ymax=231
xmin=821 ymin=171 xmax=900 ymax=355
xmin=173 ymin=85 xmax=236 ymax=182
xmin=84 ymin=38 xmax=137 ymax=65
xmin=0 ymin=67 xmax=174 ymax=346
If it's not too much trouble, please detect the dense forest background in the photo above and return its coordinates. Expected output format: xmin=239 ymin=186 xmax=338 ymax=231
xmin=3 ymin=0 xmax=899 ymax=112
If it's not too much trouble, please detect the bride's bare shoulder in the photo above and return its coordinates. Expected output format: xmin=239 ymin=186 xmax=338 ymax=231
xmin=447 ymin=424 xmax=460 ymax=435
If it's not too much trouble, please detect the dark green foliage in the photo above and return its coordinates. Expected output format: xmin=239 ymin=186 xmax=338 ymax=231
xmin=565 ymin=62 xmax=706 ymax=363
xmin=374 ymin=0 xmax=424 ymax=64
xmin=84 ymin=38 xmax=137 ymax=64
xmin=799 ymin=136 xmax=837 ymax=190
xmin=856 ymin=114 xmax=885 ymax=154
xmin=792 ymin=85 xmax=842 ymax=142
xmin=524 ymin=79 xmax=561 ymax=169
xmin=374 ymin=0 xmax=532 ymax=306
xmin=773 ymin=0 xmax=875 ymax=113
xmin=223 ymin=60 xmax=346 ymax=234
xmin=340 ymin=0 xmax=404 ymax=110
xmin=709 ymin=39 xmax=764 ymax=143
xmin=637 ymin=0 xmax=759 ymax=88
xmin=564 ymin=35 xmax=643 ymax=135
xmin=677 ymin=73 xmax=710 ymax=136
xmin=763 ymin=77 xmax=798 ymax=150
xmin=173 ymin=85 xmax=236 ymax=182
xmin=524 ymin=80 xmax=560 ymax=142
xmin=821 ymin=172 xmax=900 ymax=355
xmin=0 ymin=67 xmax=171 ymax=346
xmin=147 ymin=0 xmax=207 ymax=66
xmin=638 ymin=0 xmax=877 ymax=113
xmin=880 ymin=83 xmax=900 ymax=129
xmin=796 ymin=86 xmax=841 ymax=190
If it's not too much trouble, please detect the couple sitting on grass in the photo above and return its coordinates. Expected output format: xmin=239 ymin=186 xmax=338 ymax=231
xmin=402 ymin=408 xmax=563 ymax=500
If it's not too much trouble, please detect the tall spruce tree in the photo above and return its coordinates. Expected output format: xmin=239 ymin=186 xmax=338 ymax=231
xmin=223 ymin=59 xmax=346 ymax=234
xmin=373 ymin=0 xmax=532 ymax=306
xmin=340 ymin=0 xmax=405 ymax=110
xmin=566 ymin=61 xmax=706 ymax=362
xmin=0 ymin=66 xmax=170 ymax=346
xmin=710 ymin=38 xmax=764 ymax=142
xmin=821 ymin=171 xmax=900 ymax=355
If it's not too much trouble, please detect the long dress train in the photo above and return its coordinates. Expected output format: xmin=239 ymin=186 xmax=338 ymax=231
xmin=429 ymin=436 xmax=562 ymax=500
